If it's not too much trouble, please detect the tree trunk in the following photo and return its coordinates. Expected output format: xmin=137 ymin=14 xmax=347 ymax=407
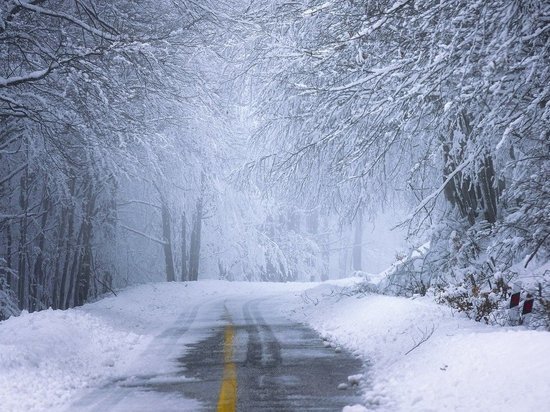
xmin=181 ymin=212 xmax=188 ymax=281
xmin=161 ymin=203 xmax=176 ymax=282
xmin=30 ymin=188 xmax=50 ymax=312
xmin=6 ymin=222 xmax=13 ymax=287
xmin=320 ymin=215 xmax=330 ymax=281
xmin=74 ymin=182 xmax=96 ymax=306
xmin=52 ymin=205 xmax=68 ymax=309
xmin=442 ymin=112 xmax=501 ymax=226
xmin=479 ymin=155 xmax=499 ymax=224
xmin=59 ymin=178 xmax=76 ymax=309
xmin=17 ymin=169 xmax=29 ymax=309
xmin=352 ymin=210 xmax=363 ymax=272
xmin=65 ymin=223 xmax=83 ymax=309
xmin=189 ymin=197 xmax=203 ymax=282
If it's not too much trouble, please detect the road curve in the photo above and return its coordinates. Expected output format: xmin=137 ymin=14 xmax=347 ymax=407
xmin=69 ymin=294 xmax=364 ymax=411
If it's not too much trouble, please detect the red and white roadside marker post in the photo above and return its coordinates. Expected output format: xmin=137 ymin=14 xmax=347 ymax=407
xmin=509 ymin=281 xmax=535 ymax=326
xmin=508 ymin=282 xmax=522 ymax=325
xmin=521 ymin=294 xmax=535 ymax=326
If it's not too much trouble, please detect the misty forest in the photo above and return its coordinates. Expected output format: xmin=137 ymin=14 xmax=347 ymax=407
xmin=1 ymin=0 xmax=549 ymax=327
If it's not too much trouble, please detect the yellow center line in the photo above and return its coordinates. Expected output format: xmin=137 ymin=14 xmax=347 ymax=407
xmin=217 ymin=323 xmax=237 ymax=412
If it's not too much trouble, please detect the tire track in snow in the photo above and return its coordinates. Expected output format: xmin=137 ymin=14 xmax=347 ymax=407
xmin=68 ymin=301 xmax=205 ymax=412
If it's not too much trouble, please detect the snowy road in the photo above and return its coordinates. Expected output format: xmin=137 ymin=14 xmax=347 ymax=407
xmin=2 ymin=280 xmax=550 ymax=412
xmin=68 ymin=292 xmax=363 ymax=411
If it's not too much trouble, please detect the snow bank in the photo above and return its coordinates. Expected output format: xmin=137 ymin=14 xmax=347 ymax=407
xmin=0 ymin=308 xmax=141 ymax=411
xmin=289 ymin=283 xmax=550 ymax=411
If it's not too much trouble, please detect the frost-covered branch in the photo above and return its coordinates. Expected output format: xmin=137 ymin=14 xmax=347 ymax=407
xmin=395 ymin=148 xmax=482 ymax=228
xmin=14 ymin=0 xmax=123 ymax=41
xmin=120 ymin=224 xmax=167 ymax=246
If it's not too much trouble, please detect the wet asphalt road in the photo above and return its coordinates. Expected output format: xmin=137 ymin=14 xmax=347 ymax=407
xmin=70 ymin=295 xmax=364 ymax=411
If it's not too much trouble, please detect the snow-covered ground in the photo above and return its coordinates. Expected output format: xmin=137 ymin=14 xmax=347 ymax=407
xmin=1 ymin=278 xmax=549 ymax=411
xmin=287 ymin=281 xmax=550 ymax=412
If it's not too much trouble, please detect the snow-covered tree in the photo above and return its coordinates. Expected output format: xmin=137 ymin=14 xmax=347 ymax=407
xmin=244 ymin=0 xmax=549 ymax=322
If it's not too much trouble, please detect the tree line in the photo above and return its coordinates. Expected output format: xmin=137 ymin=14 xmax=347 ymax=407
xmin=0 ymin=0 xmax=223 ymax=318
xmin=244 ymin=0 xmax=549 ymax=325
